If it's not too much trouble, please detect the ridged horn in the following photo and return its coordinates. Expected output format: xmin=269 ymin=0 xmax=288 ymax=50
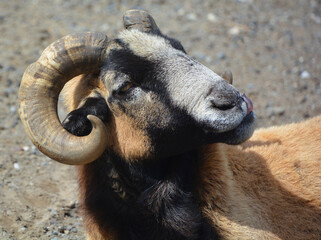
xmin=19 ymin=32 xmax=109 ymax=165
xmin=123 ymin=9 xmax=162 ymax=34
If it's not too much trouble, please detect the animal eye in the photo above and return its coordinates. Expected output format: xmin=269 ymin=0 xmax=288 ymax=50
xmin=118 ymin=82 xmax=134 ymax=94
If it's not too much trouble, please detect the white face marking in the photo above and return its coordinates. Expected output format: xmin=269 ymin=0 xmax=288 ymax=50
xmin=118 ymin=29 xmax=174 ymax=60
xmin=118 ymin=29 xmax=248 ymax=133
xmin=163 ymin=56 xmax=247 ymax=132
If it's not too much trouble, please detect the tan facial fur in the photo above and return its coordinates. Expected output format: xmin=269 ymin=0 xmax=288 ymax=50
xmin=61 ymin=74 xmax=107 ymax=112
xmin=105 ymin=113 xmax=151 ymax=161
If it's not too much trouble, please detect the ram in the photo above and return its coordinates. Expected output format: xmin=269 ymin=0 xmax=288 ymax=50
xmin=19 ymin=9 xmax=321 ymax=240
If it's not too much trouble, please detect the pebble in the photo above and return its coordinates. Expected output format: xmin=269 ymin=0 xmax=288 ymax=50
xmin=187 ymin=13 xmax=197 ymax=21
xmin=14 ymin=163 xmax=20 ymax=170
xmin=18 ymin=227 xmax=27 ymax=232
xmin=10 ymin=106 xmax=16 ymax=114
xmin=22 ymin=146 xmax=30 ymax=151
xmin=300 ymin=71 xmax=311 ymax=79
xmin=207 ymin=13 xmax=218 ymax=23
xmin=228 ymin=26 xmax=241 ymax=35
xmin=31 ymin=146 xmax=38 ymax=154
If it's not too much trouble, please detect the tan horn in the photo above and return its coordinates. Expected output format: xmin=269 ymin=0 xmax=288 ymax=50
xmin=123 ymin=9 xmax=162 ymax=34
xmin=19 ymin=32 xmax=109 ymax=165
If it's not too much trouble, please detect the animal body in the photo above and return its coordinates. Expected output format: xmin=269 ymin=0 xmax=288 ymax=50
xmin=19 ymin=9 xmax=321 ymax=240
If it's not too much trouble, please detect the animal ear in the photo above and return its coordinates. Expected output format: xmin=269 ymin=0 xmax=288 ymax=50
xmin=219 ymin=69 xmax=233 ymax=85
xmin=123 ymin=9 xmax=162 ymax=35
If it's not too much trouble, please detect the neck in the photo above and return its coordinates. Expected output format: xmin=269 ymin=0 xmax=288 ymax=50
xmin=78 ymin=149 xmax=219 ymax=240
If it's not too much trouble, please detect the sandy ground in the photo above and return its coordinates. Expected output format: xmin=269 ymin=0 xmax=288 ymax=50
xmin=0 ymin=0 xmax=320 ymax=239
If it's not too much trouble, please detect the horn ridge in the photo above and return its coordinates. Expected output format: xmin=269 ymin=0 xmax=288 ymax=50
xmin=123 ymin=9 xmax=162 ymax=35
xmin=19 ymin=32 xmax=109 ymax=165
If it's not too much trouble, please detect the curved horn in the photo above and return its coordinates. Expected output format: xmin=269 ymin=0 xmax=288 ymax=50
xmin=123 ymin=9 xmax=162 ymax=34
xmin=19 ymin=32 xmax=109 ymax=165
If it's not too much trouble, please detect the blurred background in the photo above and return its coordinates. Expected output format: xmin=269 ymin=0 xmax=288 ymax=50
xmin=0 ymin=0 xmax=320 ymax=239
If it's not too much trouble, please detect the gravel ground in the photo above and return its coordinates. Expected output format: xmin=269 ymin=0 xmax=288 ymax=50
xmin=0 ymin=0 xmax=320 ymax=239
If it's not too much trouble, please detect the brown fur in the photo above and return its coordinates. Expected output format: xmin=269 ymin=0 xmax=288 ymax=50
xmin=63 ymin=73 xmax=321 ymax=239
xmin=61 ymin=74 xmax=106 ymax=112
xmin=105 ymin=114 xmax=152 ymax=161
xmin=198 ymin=115 xmax=321 ymax=240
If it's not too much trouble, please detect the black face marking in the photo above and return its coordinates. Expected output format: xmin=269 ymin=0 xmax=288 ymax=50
xmin=105 ymin=45 xmax=156 ymax=84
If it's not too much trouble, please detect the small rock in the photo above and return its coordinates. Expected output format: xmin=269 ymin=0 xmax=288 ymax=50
xmin=0 ymin=163 xmax=3 ymax=168
xmin=187 ymin=13 xmax=197 ymax=21
xmin=31 ymin=146 xmax=38 ymax=154
xmin=228 ymin=26 xmax=241 ymax=35
xmin=14 ymin=163 xmax=20 ymax=170
xmin=207 ymin=13 xmax=218 ymax=23
xmin=10 ymin=106 xmax=16 ymax=114
xmin=18 ymin=227 xmax=27 ymax=232
xmin=71 ymin=227 xmax=78 ymax=233
xmin=300 ymin=71 xmax=311 ymax=79
xmin=22 ymin=146 xmax=30 ymax=151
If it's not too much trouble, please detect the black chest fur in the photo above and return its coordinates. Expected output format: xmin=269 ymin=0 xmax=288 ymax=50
xmin=81 ymin=150 xmax=219 ymax=240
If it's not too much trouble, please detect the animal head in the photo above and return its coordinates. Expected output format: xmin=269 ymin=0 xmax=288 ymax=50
xmin=19 ymin=9 xmax=255 ymax=165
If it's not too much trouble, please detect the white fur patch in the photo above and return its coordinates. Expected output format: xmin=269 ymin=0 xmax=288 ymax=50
xmin=118 ymin=29 xmax=174 ymax=60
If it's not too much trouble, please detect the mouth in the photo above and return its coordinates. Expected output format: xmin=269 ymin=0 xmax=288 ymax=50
xmin=241 ymin=93 xmax=253 ymax=115
xmin=202 ymin=92 xmax=256 ymax=144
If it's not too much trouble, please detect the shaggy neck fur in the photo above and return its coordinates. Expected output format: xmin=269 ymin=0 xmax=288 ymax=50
xmin=78 ymin=150 xmax=219 ymax=240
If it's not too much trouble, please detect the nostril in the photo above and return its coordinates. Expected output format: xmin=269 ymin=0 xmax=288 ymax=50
xmin=210 ymin=99 xmax=236 ymax=111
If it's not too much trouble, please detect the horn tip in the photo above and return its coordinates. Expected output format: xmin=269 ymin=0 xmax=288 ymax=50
xmin=123 ymin=9 xmax=161 ymax=34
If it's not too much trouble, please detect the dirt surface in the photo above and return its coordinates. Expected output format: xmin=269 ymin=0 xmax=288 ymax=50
xmin=0 ymin=0 xmax=320 ymax=239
